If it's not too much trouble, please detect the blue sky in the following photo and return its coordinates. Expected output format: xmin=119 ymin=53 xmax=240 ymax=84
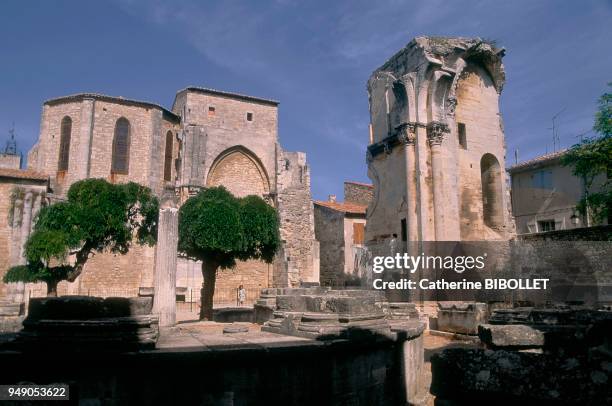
xmin=1 ymin=0 xmax=610 ymax=200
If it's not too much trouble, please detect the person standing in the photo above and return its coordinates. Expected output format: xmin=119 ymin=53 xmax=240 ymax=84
xmin=238 ymin=285 xmax=246 ymax=306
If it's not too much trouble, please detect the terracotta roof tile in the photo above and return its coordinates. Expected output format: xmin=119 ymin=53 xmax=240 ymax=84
xmin=314 ymin=200 xmax=367 ymax=215
xmin=0 ymin=168 xmax=49 ymax=181
xmin=508 ymin=149 xmax=567 ymax=172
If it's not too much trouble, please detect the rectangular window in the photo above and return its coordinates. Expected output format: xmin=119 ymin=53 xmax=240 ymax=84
xmin=353 ymin=223 xmax=365 ymax=245
xmin=457 ymin=123 xmax=467 ymax=149
xmin=532 ymin=170 xmax=553 ymax=189
xmin=246 ymin=112 xmax=253 ymax=121
xmin=208 ymin=106 xmax=216 ymax=117
xmin=401 ymin=218 xmax=407 ymax=242
xmin=538 ymin=220 xmax=555 ymax=232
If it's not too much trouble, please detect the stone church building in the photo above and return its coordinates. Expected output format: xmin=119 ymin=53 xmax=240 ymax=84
xmin=365 ymin=37 xmax=515 ymax=246
xmin=2 ymin=87 xmax=319 ymax=303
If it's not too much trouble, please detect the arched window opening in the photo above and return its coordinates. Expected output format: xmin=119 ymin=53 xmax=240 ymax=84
xmin=163 ymin=131 xmax=173 ymax=181
xmin=111 ymin=117 xmax=130 ymax=174
xmin=58 ymin=116 xmax=72 ymax=171
xmin=480 ymin=153 xmax=503 ymax=228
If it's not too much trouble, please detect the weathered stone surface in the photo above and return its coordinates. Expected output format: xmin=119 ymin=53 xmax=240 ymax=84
xmin=222 ymin=323 xmax=249 ymax=334
xmin=213 ymin=307 xmax=254 ymax=323
xmin=431 ymin=348 xmax=612 ymax=404
xmin=437 ymin=302 xmax=488 ymax=335
xmin=13 ymin=296 xmax=158 ymax=350
xmin=478 ymin=324 xmax=545 ymax=348
xmin=27 ymin=296 xmax=153 ymax=320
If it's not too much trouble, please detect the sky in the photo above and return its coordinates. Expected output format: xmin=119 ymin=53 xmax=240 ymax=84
xmin=1 ymin=0 xmax=610 ymax=200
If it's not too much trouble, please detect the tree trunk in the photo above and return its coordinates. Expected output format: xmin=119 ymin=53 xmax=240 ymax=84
xmin=200 ymin=261 xmax=218 ymax=320
xmin=47 ymin=280 xmax=58 ymax=297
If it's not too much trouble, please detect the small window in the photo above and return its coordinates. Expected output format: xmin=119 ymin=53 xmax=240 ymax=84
xmin=400 ymin=219 xmax=407 ymax=242
xmin=532 ymin=171 xmax=553 ymax=189
xmin=58 ymin=116 xmax=72 ymax=171
xmin=208 ymin=106 xmax=216 ymax=117
xmin=458 ymin=123 xmax=467 ymax=149
xmin=246 ymin=112 xmax=253 ymax=121
xmin=538 ymin=220 xmax=555 ymax=232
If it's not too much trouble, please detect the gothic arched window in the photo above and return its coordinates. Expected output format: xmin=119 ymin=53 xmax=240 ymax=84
xmin=58 ymin=116 xmax=72 ymax=171
xmin=163 ymin=131 xmax=173 ymax=181
xmin=111 ymin=117 xmax=130 ymax=174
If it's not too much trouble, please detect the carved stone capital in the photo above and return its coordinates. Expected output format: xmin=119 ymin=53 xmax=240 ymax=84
xmin=427 ymin=122 xmax=450 ymax=146
xmin=396 ymin=122 xmax=416 ymax=145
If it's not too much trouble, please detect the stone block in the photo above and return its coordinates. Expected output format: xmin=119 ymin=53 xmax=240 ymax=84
xmin=478 ymin=324 xmax=545 ymax=348
xmin=436 ymin=302 xmax=488 ymax=335
xmin=431 ymin=348 xmax=612 ymax=404
xmin=213 ymin=307 xmax=254 ymax=323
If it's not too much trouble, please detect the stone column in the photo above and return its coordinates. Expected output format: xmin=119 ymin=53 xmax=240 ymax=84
xmin=152 ymin=197 xmax=179 ymax=327
xmin=399 ymin=123 xmax=418 ymax=242
xmin=77 ymin=98 xmax=95 ymax=180
xmin=427 ymin=122 xmax=449 ymax=241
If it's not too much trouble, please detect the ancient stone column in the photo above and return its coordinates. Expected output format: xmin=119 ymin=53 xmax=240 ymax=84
xmin=152 ymin=198 xmax=179 ymax=327
xmin=399 ymin=123 xmax=418 ymax=242
xmin=427 ymin=122 xmax=449 ymax=241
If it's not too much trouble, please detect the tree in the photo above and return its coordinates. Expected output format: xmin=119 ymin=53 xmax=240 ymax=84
xmin=178 ymin=187 xmax=280 ymax=320
xmin=3 ymin=179 xmax=159 ymax=296
xmin=561 ymin=84 xmax=612 ymax=224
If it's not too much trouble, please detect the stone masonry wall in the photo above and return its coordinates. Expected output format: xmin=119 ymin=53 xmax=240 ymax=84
xmin=314 ymin=205 xmax=345 ymax=286
xmin=276 ymin=150 xmax=319 ymax=286
xmin=344 ymin=181 xmax=373 ymax=206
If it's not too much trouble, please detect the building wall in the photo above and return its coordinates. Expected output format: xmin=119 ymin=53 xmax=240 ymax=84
xmin=366 ymin=147 xmax=408 ymax=242
xmin=455 ymin=63 xmax=512 ymax=240
xmin=343 ymin=216 xmax=367 ymax=283
xmin=511 ymin=161 xmax=607 ymax=234
xmin=344 ymin=182 xmax=373 ymax=206
xmin=314 ymin=205 xmax=345 ymax=286
xmin=0 ymin=154 xmax=21 ymax=169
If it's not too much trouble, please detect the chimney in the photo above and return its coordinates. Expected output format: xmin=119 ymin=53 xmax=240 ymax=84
xmin=328 ymin=194 xmax=337 ymax=203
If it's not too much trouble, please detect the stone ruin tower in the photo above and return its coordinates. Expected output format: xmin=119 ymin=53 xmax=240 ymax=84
xmin=365 ymin=37 xmax=515 ymax=245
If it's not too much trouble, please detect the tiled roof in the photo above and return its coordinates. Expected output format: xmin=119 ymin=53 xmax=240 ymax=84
xmin=344 ymin=181 xmax=373 ymax=188
xmin=178 ymin=86 xmax=279 ymax=106
xmin=0 ymin=168 xmax=48 ymax=181
xmin=44 ymin=93 xmax=180 ymax=121
xmin=508 ymin=149 xmax=567 ymax=173
xmin=314 ymin=200 xmax=367 ymax=215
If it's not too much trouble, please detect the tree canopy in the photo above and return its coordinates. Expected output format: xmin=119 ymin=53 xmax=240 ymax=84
xmin=3 ymin=179 xmax=159 ymax=295
xmin=561 ymin=84 xmax=612 ymax=224
xmin=178 ymin=186 xmax=279 ymax=319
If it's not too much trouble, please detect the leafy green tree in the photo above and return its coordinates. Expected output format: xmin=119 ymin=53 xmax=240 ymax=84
xmin=3 ymin=179 xmax=159 ymax=296
xmin=178 ymin=187 xmax=279 ymax=320
xmin=562 ymin=84 xmax=612 ymax=224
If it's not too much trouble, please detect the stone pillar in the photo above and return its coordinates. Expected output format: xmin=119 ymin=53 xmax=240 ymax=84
xmin=399 ymin=123 xmax=418 ymax=242
xmin=77 ymin=98 xmax=95 ymax=180
xmin=152 ymin=197 xmax=179 ymax=327
xmin=427 ymin=122 xmax=449 ymax=241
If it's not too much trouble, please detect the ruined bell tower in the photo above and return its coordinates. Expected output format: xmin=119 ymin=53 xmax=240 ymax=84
xmin=365 ymin=37 xmax=515 ymax=244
